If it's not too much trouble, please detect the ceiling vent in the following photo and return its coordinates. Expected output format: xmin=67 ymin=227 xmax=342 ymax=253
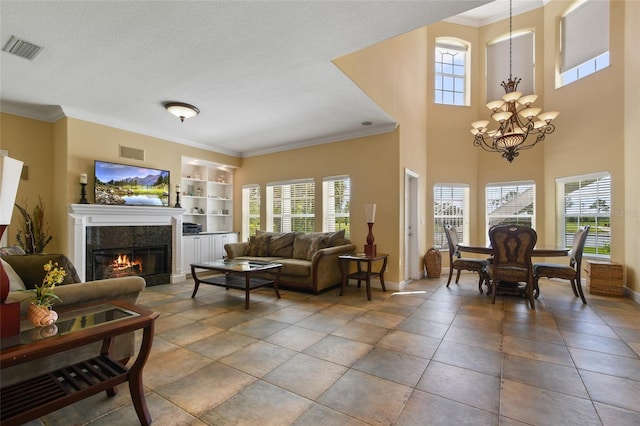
xmin=2 ymin=35 xmax=42 ymax=60
xmin=119 ymin=145 xmax=145 ymax=161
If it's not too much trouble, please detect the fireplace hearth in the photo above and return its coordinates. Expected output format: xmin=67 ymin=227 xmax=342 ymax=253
xmin=86 ymin=225 xmax=172 ymax=286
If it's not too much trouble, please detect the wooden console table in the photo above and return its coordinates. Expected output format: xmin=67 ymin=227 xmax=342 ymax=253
xmin=0 ymin=301 xmax=158 ymax=426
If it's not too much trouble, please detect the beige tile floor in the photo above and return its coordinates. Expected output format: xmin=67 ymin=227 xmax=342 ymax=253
xmin=25 ymin=274 xmax=640 ymax=425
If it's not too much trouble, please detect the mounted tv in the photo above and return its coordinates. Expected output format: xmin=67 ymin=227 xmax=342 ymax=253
xmin=94 ymin=160 xmax=170 ymax=206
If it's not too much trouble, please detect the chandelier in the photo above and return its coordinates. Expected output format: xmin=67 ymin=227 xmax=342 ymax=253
xmin=470 ymin=0 xmax=558 ymax=163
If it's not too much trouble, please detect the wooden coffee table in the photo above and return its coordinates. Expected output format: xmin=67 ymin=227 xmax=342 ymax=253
xmin=0 ymin=300 xmax=158 ymax=426
xmin=191 ymin=259 xmax=283 ymax=309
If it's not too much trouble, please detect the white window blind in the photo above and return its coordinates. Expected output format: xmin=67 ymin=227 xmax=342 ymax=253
xmin=486 ymin=182 xmax=535 ymax=239
xmin=242 ymin=184 xmax=260 ymax=240
xmin=561 ymin=0 xmax=609 ymax=73
xmin=266 ymin=179 xmax=315 ymax=233
xmin=486 ymin=32 xmax=534 ymax=102
xmin=323 ymin=175 xmax=350 ymax=238
xmin=556 ymin=172 xmax=610 ymax=257
xmin=434 ymin=184 xmax=469 ymax=249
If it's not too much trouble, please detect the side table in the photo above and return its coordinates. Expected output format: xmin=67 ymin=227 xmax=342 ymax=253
xmin=339 ymin=253 xmax=388 ymax=300
xmin=0 ymin=301 xmax=158 ymax=426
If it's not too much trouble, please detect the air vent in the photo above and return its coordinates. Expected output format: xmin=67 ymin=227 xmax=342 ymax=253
xmin=119 ymin=145 xmax=145 ymax=161
xmin=2 ymin=35 xmax=42 ymax=60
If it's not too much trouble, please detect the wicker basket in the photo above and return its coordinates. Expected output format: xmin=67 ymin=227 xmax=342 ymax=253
xmin=424 ymin=248 xmax=442 ymax=278
xmin=585 ymin=260 xmax=624 ymax=296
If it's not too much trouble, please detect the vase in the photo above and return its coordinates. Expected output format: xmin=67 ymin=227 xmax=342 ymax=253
xmin=28 ymin=303 xmax=58 ymax=327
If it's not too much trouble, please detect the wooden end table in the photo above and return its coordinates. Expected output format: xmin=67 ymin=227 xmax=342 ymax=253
xmin=191 ymin=259 xmax=283 ymax=309
xmin=0 ymin=300 xmax=158 ymax=426
xmin=338 ymin=253 xmax=388 ymax=300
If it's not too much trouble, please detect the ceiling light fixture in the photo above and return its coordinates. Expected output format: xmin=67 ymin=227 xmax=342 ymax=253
xmin=164 ymin=102 xmax=200 ymax=123
xmin=470 ymin=0 xmax=559 ymax=163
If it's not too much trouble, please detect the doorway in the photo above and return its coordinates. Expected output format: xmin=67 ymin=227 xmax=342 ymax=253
xmin=404 ymin=168 xmax=420 ymax=282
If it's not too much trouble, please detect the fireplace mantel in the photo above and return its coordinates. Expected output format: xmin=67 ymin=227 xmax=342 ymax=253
xmin=68 ymin=204 xmax=186 ymax=283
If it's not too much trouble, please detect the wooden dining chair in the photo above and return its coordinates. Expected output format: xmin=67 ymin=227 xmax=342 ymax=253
xmin=444 ymin=224 xmax=490 ymax=293
xmin=488 ymin=225 xmax=538 ymax=308
xmin=533 ymin=225 xmax=590 ymax=304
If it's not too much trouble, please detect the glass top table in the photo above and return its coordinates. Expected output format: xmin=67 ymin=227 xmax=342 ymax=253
xmin=1 ymin=303 xmax=140 ymax=351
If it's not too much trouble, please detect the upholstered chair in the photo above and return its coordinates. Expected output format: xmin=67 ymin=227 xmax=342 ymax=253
xmin=533 ymin=225 xmax=590 ymax=304
xmin=444 ymin=224 xmax=490 ymax=293
xmin=488 ymin=225 xmax=538 ymax=308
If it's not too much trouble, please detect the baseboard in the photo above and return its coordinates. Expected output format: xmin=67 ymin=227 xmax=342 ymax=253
xmin=171 ymin=273 xmax=186 ymax=284
xmin=625 ymin=286 xmax=640 ymax=304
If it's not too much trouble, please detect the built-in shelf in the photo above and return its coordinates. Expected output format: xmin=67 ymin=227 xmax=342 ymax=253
xmin=181 ymin=157 xmax=234 ymax=233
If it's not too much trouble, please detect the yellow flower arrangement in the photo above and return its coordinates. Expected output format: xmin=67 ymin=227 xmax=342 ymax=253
xmin=25 ymin=260 xmax=65 ymax=308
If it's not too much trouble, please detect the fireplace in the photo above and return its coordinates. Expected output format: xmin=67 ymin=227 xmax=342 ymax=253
xmin=68 ymin=204 xmax=186 ymax=284
xmin=86 ymin=225 xmax=171 ymax=286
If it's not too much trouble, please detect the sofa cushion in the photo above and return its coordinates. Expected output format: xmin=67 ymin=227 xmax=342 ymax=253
xmin=278 ymin=258 xmax=312 ymax=277
xmin=266 ymin=232 xmax=296 ymax=258
xmin=1 ymin=254 xmax=81 ymax=289
xmin=246 ymin=233 xmax=271 ymax=256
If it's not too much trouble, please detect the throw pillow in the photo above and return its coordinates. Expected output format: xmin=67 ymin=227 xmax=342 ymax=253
xmin=327 ymin=229 xmax=346 ymax=247
xmin=292 ymin=233 xmax=314 ymax=260
xmin=246 ymin=233 xmax=271 ymax=256
xmin=268 ymin=233 xmax=296 ymax=257
xmin=0 ymin=246 xmax=26 ymax=256
xmin=0 ymin=258 xmax=26 ymax=291
xmin=306 ymin=234 xmax=330 ymax=260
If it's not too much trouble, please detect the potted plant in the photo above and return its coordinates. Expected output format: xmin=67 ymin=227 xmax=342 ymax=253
xmin=22 ymin=260 xmax=65 ymax=326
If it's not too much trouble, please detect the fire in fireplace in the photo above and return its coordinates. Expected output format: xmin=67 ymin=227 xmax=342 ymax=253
xmin=92 ymin=246 xmax=166 ymax=282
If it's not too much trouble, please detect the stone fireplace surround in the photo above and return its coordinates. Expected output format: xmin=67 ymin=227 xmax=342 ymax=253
xmin=68 ymin=204 xmax=186 ymax=283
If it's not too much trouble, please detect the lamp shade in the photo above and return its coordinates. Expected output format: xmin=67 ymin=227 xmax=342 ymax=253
xmin=0 ymin=155 xmax=23 ymax=225
xmin=364 ymin=203 xmax=377 ymax=223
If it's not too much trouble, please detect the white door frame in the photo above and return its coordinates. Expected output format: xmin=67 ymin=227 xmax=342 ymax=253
xmin=404 ymin=168 xmax=420 ymax=281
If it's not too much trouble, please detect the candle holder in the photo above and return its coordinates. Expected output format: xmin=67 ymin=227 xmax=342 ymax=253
xmin=79 ymin=183 xmax=89 ymax=204
xmin=364 ymin=222 xmax=377 ymax=256
xmin=175 ymin=190 xmax=181 ymax=208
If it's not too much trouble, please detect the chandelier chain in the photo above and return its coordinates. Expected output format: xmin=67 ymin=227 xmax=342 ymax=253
xmin=509 ymin=0 xmax=513 ymax=80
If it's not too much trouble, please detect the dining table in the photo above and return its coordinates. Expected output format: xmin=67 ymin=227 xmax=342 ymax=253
xmin=457 ymin=244 xmax=570 ymax=298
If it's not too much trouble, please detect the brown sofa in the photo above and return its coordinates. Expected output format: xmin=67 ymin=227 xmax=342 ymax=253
xmin=1 ymin=252 xmax=146 ymax=386
xmin=224 ymin=230 xmax=356 ymax=294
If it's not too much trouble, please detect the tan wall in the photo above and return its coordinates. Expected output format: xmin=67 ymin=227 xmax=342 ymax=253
xmin=235 ymin=132 xmax=401 ymax=279
xmin=334 ymin=27 xmax=428 ymax=281
xmin=624 ymin=0 xmax=640 ymax=294
xmin=0 ymin=113 xmax=57 ymax=251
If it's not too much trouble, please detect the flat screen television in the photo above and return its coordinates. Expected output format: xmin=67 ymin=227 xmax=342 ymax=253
xmin=94 ymin=160 xmax=170 ymax=206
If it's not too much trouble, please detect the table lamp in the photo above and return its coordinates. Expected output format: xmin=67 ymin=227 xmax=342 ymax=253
xmin=0 ymin=154 xmax=24 ymax=337
xmin=364 ymin=203 xmax=377 ymax=256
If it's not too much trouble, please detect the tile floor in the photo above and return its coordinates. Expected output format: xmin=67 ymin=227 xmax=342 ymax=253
xmin=24 ymin=274 xmax=640 ymax=425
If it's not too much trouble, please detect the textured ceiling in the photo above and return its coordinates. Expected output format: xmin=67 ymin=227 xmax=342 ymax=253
xmin=1 ymin=0 xmax=503 ymax=157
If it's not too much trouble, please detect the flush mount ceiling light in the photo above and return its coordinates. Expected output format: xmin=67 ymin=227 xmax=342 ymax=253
xmin=470 ymin=0 xmax=559 ymax=163
xmin=164 ymin=102 xmax=200 ymax=123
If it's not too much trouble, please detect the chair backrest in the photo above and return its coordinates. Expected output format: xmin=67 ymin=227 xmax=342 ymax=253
xmin=569 ymin=225 xmax=591 ymax=269
xmin=489 ymin=225 xmax=537 ymax=283
xmin=444 ymin=224 xmax=460 ymax=261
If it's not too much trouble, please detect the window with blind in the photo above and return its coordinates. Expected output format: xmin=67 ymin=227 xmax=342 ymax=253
xmin=242 ymin=184 xmax=260 ymax=240
xmin=560 ymin=0 xmax=609 ymax=86
xmin=435 ymin=40 xmax=469 ymax=106
xmin=486 ymin=31 xmax=534 ymax=102
xmin=434 ymin=184 xmax=469 ymax=249
xmin=323 ymin=175 xmax=350 ymax=238
xmin=486 ymin=182 xmax=535 ymax=237
xmin=557 ymin=173 xmax=610 ymax=257
xmin=266 ymin=179 xmax=315 ymax=233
